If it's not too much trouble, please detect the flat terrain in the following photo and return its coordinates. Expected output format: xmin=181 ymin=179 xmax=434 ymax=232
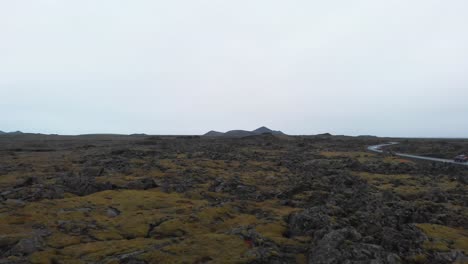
xmin=0 ymin=134 xmax=467 ymax=263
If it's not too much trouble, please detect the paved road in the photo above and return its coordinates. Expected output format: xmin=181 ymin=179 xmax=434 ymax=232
xmin=367 ymin=142 xmax=468 ymax=166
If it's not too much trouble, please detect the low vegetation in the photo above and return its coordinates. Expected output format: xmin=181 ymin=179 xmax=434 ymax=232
xmin=0 ymin=134 xmax=466 ymax=263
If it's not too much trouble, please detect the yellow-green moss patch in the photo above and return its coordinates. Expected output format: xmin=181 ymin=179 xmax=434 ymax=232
xmin=416 ymin=223 xmax=468 ymax=252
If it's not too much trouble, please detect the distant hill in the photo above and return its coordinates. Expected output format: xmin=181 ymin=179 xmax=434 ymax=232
xmin=204 ymin=130 xmax=224 ymax=137
xmin=316 ymin=133 xmax=332 ymax=137
xmin=223 ymin=130 xmax=255 ymax=138
xmin=358 ymin=135 xmax=377 ymax=138
xmin=0 ymin=131 xmax=23 ymax=135
xmin=253 ymin=126 xmax=284 ymax=135
xmin=130 ymin=133 xmax=148 ymax=136
xmin=203 ymin=127 xmax=285 ymax=138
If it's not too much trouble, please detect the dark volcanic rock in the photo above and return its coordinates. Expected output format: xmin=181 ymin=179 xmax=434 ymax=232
xmin=9 ymin=237 xmax=44 ymax=256
xmin=229 ymin=226 xmax=297 ymax=263
xmin=125 ymin=178 xmax=158 ymax=190
xmin=380 ymin=225 xmax=427 ymax=254
xmin=209 ymin=176 xmax=258 ymax=200
xmin=308 ymin=227 xmax=398 ymax=264
xmin=288 ymin=207 xmax=331 ymax=236
xmin=1 ymin=184 xmax=64 ymax=202
xmin=13 ymin=176 xmax=38 ymax=188
xmin=80 ymin=166 xmax=104 ymax=177
xmin=57 ymin=172 xmax=113 ymax=196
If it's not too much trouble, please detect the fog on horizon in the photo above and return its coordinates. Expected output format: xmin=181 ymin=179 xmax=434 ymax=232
xmin=1 ymin=1 xmax=467 ymax=137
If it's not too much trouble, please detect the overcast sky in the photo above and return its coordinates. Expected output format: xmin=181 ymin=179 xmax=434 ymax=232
xmin=1 ymin=1 xmax=467 ymax=137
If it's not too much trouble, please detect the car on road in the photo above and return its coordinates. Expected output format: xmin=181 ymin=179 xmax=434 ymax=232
xmin=454 ymin=154 xmax=468 ymax=163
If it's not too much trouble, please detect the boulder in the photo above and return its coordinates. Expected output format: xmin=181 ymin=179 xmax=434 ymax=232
xmin=9 ymin=236 xmax=43 ymax=256
xmin=107 ymin=207 xmax=121 ymax=218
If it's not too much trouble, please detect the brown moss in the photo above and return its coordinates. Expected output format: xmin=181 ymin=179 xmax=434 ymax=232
xmin=295 ymin=254 xmax=308 ymax=264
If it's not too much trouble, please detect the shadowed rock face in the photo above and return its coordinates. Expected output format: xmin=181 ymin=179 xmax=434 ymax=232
xmin=203 ymin=126 xmax=285 ymax=138
xmin=0 ymin=134 xmax=466 ymax=263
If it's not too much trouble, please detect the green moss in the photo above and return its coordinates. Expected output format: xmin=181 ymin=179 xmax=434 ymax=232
xmin=416 ymin=223 xmax=468 ymax=252
xmin=151 ymin=204 xmax=262 ymax=238
xmin=256 ymin=200 xmax=299 ymax=217
xmin=389 ymin=186 xmax=426 ymax=199
xmin=255 ymin=222 xmax=288 ymax=244
xmin=142 ymin=234 xmax=252 ymax=264
xmin=407 ymin=254 xmax=427 ymax=263
xmin=320 ymin=151 xmax=376 ymax=163
xmin=46 ymin=232 xmax=82 ymax=248
xmin=60 ymin=238 xmax=159 ymax=260
xmin=382 ymin=156 xmax=414 ymax=164
xmin=0 ymin=172 xmax=23 ymax=188
xmin=30 ymin=249 xmax=83 ymax=264
xmin=0 ymin=189 xmax=210 ymax=256
xmin=31 ymin=238 xmax=166 ymax=263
